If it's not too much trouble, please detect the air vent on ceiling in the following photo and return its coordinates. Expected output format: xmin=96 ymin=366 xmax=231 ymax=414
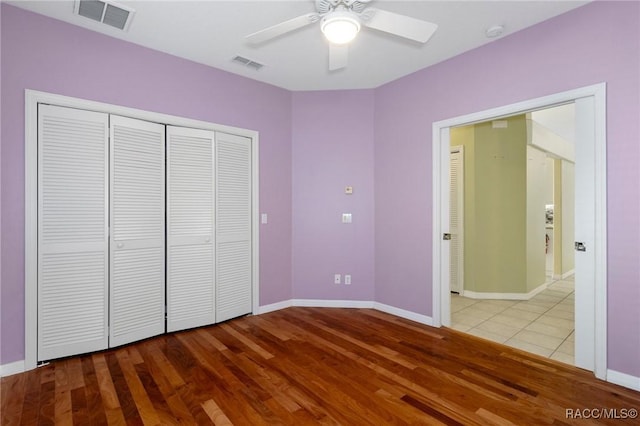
xmin=232 ymin=55 xmax=264 ymax=71
xmin=74 ymin=0 xmax=135 ymax=31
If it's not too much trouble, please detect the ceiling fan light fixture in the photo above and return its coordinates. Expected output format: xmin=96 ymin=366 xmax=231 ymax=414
xmin=321 ymin=12 xmax=361 ymax=45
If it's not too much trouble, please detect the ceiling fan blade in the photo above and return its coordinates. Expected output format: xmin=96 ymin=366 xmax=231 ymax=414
xmin=329 ymin=43 xmax=348 ymax=71
xmin=362 ymin=8 xmax=438 ymax=43
xmin=246 ymin=13 xmax=320 ymax=44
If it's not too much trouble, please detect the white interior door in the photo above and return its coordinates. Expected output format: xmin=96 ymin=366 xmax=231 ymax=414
xmin=166 ymin=126 xmax=215 ymax=332
xmin=110 ymin=115 xmax=166 ymax=347
xmin=450 ymin=146 xmax=464 ymax=294
xmin=215 ymin=132 xmax=253 ymax=322
xmin=37 ymin=104 xmax=109 ymax=361
xmin=573 ymin=96 xmax=596 ymax=371
xmin=433 ymin=84 xmax=606 ymax=378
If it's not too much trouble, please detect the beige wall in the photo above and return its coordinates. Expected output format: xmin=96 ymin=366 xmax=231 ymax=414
xmin=561 ymin=161 xmax=575 ymax=274
xmin=450 ymin=112 xmax=577 ymax=296
xmin=473 ymin=117 xmax=527 ymax=293
xmin=451 ymin=116 xmax=533 ymax=294
xmin=552 ymin=159 xmax=575 ymax=277
xmin=526 ymin=146 xmax=548 ymax=292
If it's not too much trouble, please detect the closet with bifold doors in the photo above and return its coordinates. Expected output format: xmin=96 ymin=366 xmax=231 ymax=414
xmin=36 ymin=103 xmax=253 ymax=362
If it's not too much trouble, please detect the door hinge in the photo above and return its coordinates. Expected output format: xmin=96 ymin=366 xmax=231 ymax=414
xmin=574 ymin=241 xmax=586 ymax=252
xmin=443 ymin=233 xmax=452 ymax=241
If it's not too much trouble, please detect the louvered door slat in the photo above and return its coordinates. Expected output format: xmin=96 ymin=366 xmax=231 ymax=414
xmin=166 ymin=126 xmax=215 ymax=332
xmin=37 ymin=104 xmax=109 ymax=361
xmin=450 ymin=147 xmax=464 ymax=294
xmin=110 ymin=115 xmax=165 ymax=347
xmin=216 ymin=132 xmax=252 ymax=322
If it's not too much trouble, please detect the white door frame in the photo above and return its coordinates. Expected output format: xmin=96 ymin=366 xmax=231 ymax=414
xmin=431 ymin=83 xmax=607 ymax=379
xmin=24 ymin=89 xmax=260 ymax=371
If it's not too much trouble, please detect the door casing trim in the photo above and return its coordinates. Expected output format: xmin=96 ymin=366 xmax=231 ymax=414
xmin=431 ymin=83 xmax=607 ymax=380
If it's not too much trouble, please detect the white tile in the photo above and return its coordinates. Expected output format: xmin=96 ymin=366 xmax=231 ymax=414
xmin=466 ymin=328 xmax=508 ymax=344
xmin=512 ymin=303 xmax=550 ymax=314
xmin=451 ymin=296 xmax=478 ymax=312
xmin=531 ymin=294 xmax=564 ymax=303
xmin=452 ymin=312 xmax=486 ymax=327
xmin=450 ymin=322 xmax=472 ymax=332
xmin=535 ymin=315 xmax=574 ymax=330
xmin=512 ymin=330 xmax=564 ymax=350
xmin=544 ymin=308 xmax=573 ymax=320
xmin=550 ymin=351 xmax=574 ymax=365
xmin=483 ymin=299 xmax=518 ymax=308
xmin=553 ymin=302 xmax=574 ymax=313
xmin=504 ymin=338 xmax=553 ymax=357
xmin=525 ymin=321 xmax=573 ymax=339
xmin=541 ymin=289 xmax=570 ymax=299
xmin=501 ymin=308 xmax=542 ymax=321
xmin=468 ymin=302 xmax=508 ymax=315
xmin=475 ymin=320 xmax=521 ymax=339
xmin=556 ymin=339 xmax=575 ymax=355
xmin=489 ymin=314 xmax=533 ymax=329
xmin=456 ymin=307 xmax=496 ymax=320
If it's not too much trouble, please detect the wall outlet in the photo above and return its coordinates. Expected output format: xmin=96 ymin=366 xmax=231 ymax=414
xmin=334 ymin=274 xmax=341 ymax=284
xmin=344 ymin=274 xmax=351 ymax=285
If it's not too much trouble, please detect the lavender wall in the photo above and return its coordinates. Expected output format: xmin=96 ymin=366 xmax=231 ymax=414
xmin=0 ymin=4 xmax=293 ymax=364
xmin=2 ymin=0 xmax=639 ymax=380
xmin=374 ymin=1 xmax=640 ymax=376
xmin=292 ymin=90 xmax=375 ymax=300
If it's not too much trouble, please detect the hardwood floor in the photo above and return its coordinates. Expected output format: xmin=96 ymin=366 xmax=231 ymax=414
xmin=2 ymin=307 xmax=639 ymax=425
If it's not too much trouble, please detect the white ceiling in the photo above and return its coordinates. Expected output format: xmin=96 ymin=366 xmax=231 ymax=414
xmin=8 ymin=0 xmax=590 ymax=91
xmin=532 ymin=103 xmax=576 ymax=144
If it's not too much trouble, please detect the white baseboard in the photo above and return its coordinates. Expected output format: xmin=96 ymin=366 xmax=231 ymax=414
xmin=553 ymin=269 xmax=575 ymax=280
xmin=257 ymin=300 xmax=293 ymax=314
xmin=0 ymin=360 xmax=25 ymax=377
xmin=291 ymin=299 xmax=375 ymax=309
xmin=257 ymin=299 xmax=433 ymax=326
xmin=463 ymin=282 xmax=548 ymax=301
xmin=373 ymin=302 xmax=433 ymax=326
xmin=607 ymin=369 xmax=640 ymax=391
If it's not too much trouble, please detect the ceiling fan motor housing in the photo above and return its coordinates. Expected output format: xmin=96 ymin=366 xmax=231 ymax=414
xmin=316 ymin=0 xmax=370 ymax=15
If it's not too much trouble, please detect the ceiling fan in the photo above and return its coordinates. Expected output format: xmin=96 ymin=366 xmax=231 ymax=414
xmin=245 ymin=0 xmax=438 ymax=71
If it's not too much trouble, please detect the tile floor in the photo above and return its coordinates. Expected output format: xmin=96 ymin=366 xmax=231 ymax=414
xmin=450 ymin=275 xmax=575 ymax=364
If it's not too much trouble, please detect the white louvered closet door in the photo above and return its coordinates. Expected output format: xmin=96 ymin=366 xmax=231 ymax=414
xmin=215 ymin=132 xmax=253 ymax=322
xmin=110 ymin=116 xmax=166 ymax=347
xmin=450 ymin=146 xmax=464 ymax=294
xmin=37 ymin=105 xmax=109 ymax=361
xmin=166 ymin=126 xmax=215 ymax=332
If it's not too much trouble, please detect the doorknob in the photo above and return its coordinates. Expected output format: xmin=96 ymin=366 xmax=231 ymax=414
xmin=443 ymin=233 xmax=452 ymax=241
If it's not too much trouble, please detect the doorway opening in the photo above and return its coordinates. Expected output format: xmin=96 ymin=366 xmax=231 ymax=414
xmin=447 ymin=104 xmax=576 ymax=365
xmin=431 ymin=83 xmax=607 ymax=379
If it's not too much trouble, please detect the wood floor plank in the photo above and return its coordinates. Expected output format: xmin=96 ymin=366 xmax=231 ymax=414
xmin=92 ymin=354 xmax=127 ymax=426
xmin=2 ymin=307 xmax=639 ymax=425
xmin=201 ymin=399 xmax=233 ymax=425
xmin=0 ymin=373 xmax=25 ymax=426
xmin=80 ymin=355 xmax=108 ymax=425
xmin=136 ymin=341 xmax=196 ymax=425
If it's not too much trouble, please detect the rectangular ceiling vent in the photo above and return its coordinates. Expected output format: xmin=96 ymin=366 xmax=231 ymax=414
xmin=232 ymin=55 xmax=264 ymax=71
xmin=74 ymin=0 xmax=135 ymax=31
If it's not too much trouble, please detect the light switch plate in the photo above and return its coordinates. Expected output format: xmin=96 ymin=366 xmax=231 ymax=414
xmin=345 ymin=186 xmax=353 ymax=195
xmin=261 ymin=213 xmax=268 ymax=224
xmin=342 ymin=213 xmax=352 ymax=223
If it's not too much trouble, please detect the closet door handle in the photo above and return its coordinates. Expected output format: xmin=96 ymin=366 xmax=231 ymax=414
xmin=117 ymin=243 xmax=124 ymax=249
xmin=205 ymin=237 xmax=211 ymax=243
